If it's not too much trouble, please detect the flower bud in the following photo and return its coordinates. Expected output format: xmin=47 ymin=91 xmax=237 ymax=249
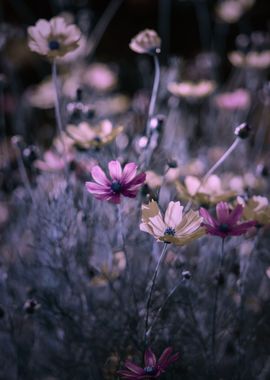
xmin=234 ymin=122 xmax=251 ymax=139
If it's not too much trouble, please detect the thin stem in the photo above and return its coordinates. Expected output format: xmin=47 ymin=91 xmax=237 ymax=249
xmin=140 ymin=54 xmax=161 ymax=171
xmin=51 ymin=60 xmax=68 ymax=180
xmin=14 ymin=144 xmax=34 ymax=203
xmin=184 ymin=137 xmax=241 ymax=212
xmin=144 ymin=243 xmax=168 ymax=346
xmin=146 ymin=278 xmax=182 ymax=339
xmin=211 ymin=237 xmax=225 ymax=374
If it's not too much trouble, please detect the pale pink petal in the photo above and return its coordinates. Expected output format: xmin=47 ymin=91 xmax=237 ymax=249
xmin=91 ymin=165 xmax=110 ymax=186
xmin=164 ymin=202 xmax=183 ymax=228
xmin=108 ymin=160 xmax=122 ymax=180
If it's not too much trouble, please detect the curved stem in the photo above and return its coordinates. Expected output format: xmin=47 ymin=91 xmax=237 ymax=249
xmin=211 ymin=237 xmax=225 ymax=374
xmin=52 ymin=60 xmax=68 ymax=180
xmin=144 ymin=243 xmax=168 ymax=346
xmin=184 ymin=137 xmax=241 ymax=212
xmin=147 ymin=54 xmax=160 ymax=133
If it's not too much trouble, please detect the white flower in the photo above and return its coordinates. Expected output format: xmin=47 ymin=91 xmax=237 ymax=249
xmin=28 ymin=17 xmax=81 ymax=58
xmin=168 ymin=80 xmax=216 ymax=99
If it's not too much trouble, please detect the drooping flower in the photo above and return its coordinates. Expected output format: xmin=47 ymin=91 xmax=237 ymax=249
xmin=140 ymin=200 xmax=205 ymax=245
xmin=237 ymin=196 xmax=270 ymax=226
xmin=117 ymin=347 xmax=179 ymax=379
xmin=28 ymin=17 xmax=81 ymax=58
xmin=66 ymin=120 xmax=123 ymax=150
xmin=129 ymin=29 xmax=161 ymax=55
xmin=85 ymin=160 xmax=146 ymax=204
xmin=200 ymin=201 xmax=257 ymax=238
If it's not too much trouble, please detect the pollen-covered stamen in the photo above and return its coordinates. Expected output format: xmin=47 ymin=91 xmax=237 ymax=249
xmin=219 ymin=223 xmax=230 ymax=233
xmin=48 ymin=40 xmax=60 ymax=50
xmin=111 ymin=180 xmax=122 ymax=193
xmin=144 ymin=366 xmax=157 ymax=375
xmin=164 ymin=227 xmax=176 ymax=236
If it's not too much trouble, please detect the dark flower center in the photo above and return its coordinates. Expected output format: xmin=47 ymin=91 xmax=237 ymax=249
xmin=164 ymin=227 xmax=176 ymax=236
xmin=144 ymin=366 xmax=157 ymax=375
xmin=219 ymin=223 xmax=229 ymax=233
xmin=111 ymin=180 xmax=122 ymax=193
xmin=48 ymin=40 xmax=60 ymax=50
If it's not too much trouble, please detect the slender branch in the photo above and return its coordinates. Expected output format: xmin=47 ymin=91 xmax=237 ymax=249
xmin=51 ymin=60 xmax=68 ymax=180
xmin=144 ymin=243 xmax=168 ymax=346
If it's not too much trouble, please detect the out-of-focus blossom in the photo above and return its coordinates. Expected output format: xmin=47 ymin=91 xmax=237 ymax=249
xmin=228 ymin=50 xmax=270 ymax=69
xmin=140 ymin=200 xmax=205 ymax=245
xmin=200 ymin=201 xmax=257 ymax=238
xmin=94 ymin=95 xmax=130 ymax=117
xmin=176 ymin=175 xmax=236 ymax=206
xmin=216 ymin=0 xmax=253 ymax=23
xmin=215 ymin=89 xmax=251 ymax=110
xmin=28 ymin=17 xmax=81 ymax=58
xmin=226 ymin=172 xmax=267 ymax=193
xmin=84 ymin=63 xmax=117 ymax=92
xmin=66 ymin=120 xmax=123 ymax=150
xmin=168 ymin=80 xmax=216 ymax=99
xmin=26 ymin=79 xmax=56 ymax=109
xmin=90 ymin=251 xmax=126 ymax=287
xmin=86 ymin=160 xmax=146 ymax=204
xmin=118 ymin=347 xmax=179 ymax=379
xmin=129 ymin=29 xmax=161 ymax=55
xmin=237 ymin=195 xmax=270 ymax=225
xmin=34 ymin=150 xmax=73 ymax=172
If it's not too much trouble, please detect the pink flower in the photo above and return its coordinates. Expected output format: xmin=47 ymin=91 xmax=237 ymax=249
xmin=117 ymin=347 xmax=179 ymax=379
xmin=85 ymin=160 xmax=146 ymax=204
xmin=200 ymin=202 xmax=257 ymax=238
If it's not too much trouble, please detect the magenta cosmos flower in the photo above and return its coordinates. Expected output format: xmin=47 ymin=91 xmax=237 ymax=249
xmin=118 ymin=347 xmax=179 ymax=379
xmin=85 ymin=160 xmax=146 ymax=204
xmin=200 ymin=201 xmax=256 ymax=238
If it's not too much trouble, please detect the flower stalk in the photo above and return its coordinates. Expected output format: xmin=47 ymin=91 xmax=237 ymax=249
xmin=144 ymin=243 xmax=168 ymax=346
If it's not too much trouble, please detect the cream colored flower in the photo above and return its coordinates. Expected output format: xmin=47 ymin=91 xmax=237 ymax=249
xmin=140 ymin=200 xmax=205 ymax=245
xmin=28 ymin=17 xmax=81 ymax=58
xmin=66 ymin=120 xmax=123 ymax=150
xmin=176 ymin=175 xmax=236 ymax=206
xmin=84 ymin=63 xmax=117 ymax=92
xmin=168 ymin=80 xmax=216 ymax=99
xmin=216 ymin=0 xmax=255 ymax=23
xmin=129 ymin=29 xmax=161 ymax=54
xmin=237 ymin=195 xmax=270 ymax=225
xmin=228 ymin=50 xmax=270 ymax=69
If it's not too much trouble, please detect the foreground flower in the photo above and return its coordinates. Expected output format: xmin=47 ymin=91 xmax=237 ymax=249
xmin=118 ymin=347 xmax=179 ymax=379
xmin=66 ymin=120 xmax=123 ymax=150
xmin=28 ymin=17 xmax=81 ymax=58
xmin=237 ymin=196 xmax=270 ymax=226
xmin=85 ymin=160 xmax=146 ymax=204
xmin=129 ymin=29 xmax=161 ymax=54
xmin=140 ymin=200 xmax=205 ymax=245
xmin=200 ymin=202 xmax=257 ymax=238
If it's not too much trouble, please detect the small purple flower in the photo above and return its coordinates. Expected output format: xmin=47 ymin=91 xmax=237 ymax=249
xmin=117 ymin=347 xmax=179 ymax=379
xmin=200 ymin=201 xmax=257 ymax=238
xmin=85 ymin=160 xmax=146 ymax=204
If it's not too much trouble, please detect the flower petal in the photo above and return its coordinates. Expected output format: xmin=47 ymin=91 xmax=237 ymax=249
xmin=121 ymin=162 xmax=138 ymax=184
xmin=144 ymin=348 xmax=157 ymax=367
xmin=199 ymin=207 xmax=218 ymax=228
xmin=91 ymin=165 xmax=110 ymax=186
xmin=127 ymin=172 xmax=146 ymax=187
xmin=164 ymin=202 xmax=183 ymax=228
xmin=124 ymin=360 xmax=145 ymax=375
xmin=108 ymin=160 xmax=122 ymax=180
xmin=227 ymin=204 xmax=243 ymax=225
xmin=216 ymin=202 xmax=230 ymax=223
